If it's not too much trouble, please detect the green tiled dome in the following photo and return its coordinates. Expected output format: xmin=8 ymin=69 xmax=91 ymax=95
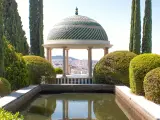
xmin=47 ymin=15 xmax=108 ymax=41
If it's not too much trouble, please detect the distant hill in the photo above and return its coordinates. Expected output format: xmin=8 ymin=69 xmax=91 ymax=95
xmin=52 ymin=55 xmax=78 ymax=60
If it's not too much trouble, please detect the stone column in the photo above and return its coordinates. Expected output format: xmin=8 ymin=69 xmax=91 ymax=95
xmin=104 ymin=47 xmax=108 ymax=56
xmin=49 ymin=48 xmax=52 ymax=63
xmin=88 ymin=100 xmax=92 ymax=120
xmin=63 ymin=47 xmax=66 ymax=77
xmin=65 ymin=100 xmax=68 ymax=119
xmin=88 ymin=48 xmax=92 ymax=78
xmin=46 ymin=48 xmax=50 ymax=61
xmin=63 ymin=100 xmax=65 ymax=119
xmin=65 ymin=49 xmax=69 ymax=75
xmin=46 ymin=48 xmax=52 ymax=63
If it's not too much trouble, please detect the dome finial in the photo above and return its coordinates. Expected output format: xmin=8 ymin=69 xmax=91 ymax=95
xmin=75 ymin=7 xmax=78 ymax=15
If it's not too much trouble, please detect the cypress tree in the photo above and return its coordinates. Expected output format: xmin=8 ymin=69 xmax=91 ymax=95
xmin=39 ymin=0 xmax=44 ymax=57
xmin=29 ymin=0 xmax=44 ymax=57
xmin=129 ymin=0 xmax=135 ymax=52
xmin=142 ymin=0 xmax=152 ymax=53
xmin=3 ymin=0 xmax=29 ymax=55
xmin=0 ymin=0 xmax=4 ymax=76
xmin=133 ymin=0 xmax=141 ymax=54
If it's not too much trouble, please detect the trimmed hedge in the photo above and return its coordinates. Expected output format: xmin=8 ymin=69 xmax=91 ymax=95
xmin=23 ymin=56 xmax=56 ymax=84
xmin=55 ymin=67 xmax=63 ymax=74
xmin=144 ymin=67 xmax=160 ymax=104
xmin=0 ymin=77 xmax=11 ymax=97
xmin=3 ymin=37 xmax=29 ymax=90
xmin=0 ymin=108 xmax=23 ymax=120
xmin=129 ymin=54 xmax=160 ymax=95
xmin=93 ymin=51 xmax=136 ymax=86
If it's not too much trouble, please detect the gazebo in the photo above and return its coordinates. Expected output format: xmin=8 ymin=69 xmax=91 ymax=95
xmin=43 ymin=8 xmax=112 ymax=80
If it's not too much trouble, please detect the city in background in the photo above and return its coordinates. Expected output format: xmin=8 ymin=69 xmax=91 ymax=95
xmin=52 ymin=56 xmax=98 ymax=74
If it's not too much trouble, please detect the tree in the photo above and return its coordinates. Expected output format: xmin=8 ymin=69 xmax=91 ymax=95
xmin=132 ymin=0 xmax=141 ymax=54
xmin=39 ymin=0 xmax=44 ymax=57
xmin=142 ymin=0 xmax=152 ymax=53
xmin=29 ymin=0 xmax=44 ymax=57
xmin=129 ymin=0 xmax=135 ymax=52
xmin=0 ymin=0 xmax=4 ymax=76
xmin=3 ymin=0 xmax=29 ymax=55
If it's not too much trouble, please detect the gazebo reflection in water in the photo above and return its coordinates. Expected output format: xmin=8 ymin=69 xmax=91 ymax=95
xmin=52 ymin=100 xmax=96 ymax=120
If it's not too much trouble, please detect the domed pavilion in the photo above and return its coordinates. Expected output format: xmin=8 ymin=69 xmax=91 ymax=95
xmin=43 ymin=8 xmax=112 ymax=78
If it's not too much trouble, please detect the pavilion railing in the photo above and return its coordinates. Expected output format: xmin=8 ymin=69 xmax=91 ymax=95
xmin=56 ymin=78 xmax=93 ymax=84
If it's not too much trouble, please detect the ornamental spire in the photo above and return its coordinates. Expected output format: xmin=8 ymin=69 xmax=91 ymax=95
xmin=75 ymin=7 xmax=78 ymax=15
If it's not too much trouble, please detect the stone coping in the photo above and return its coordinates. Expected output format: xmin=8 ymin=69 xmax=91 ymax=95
xmin=0 ymin=85 xmax=41 ymax=112
xmin=0 ymin=86 xmax=38 ymax=107
xmin=115 ymin=86 xmax=160 ymax=120
xmin=0 ymin=84 xmax=114 ymax=112
xmin=41 ymin=84 xmax=114 ymax=93
xmin=1 ymin=84 xmax=160 ymax=120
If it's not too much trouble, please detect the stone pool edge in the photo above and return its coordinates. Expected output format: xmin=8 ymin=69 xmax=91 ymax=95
xmin=0 ymin=85 xmax=41 ymax=112
xmin=115 ymin=86 xmax=160 ymax=120
xmin=0 ymin=84 xmax=114 ymax=112
xmin=1 ymin=84 xmax=159 ymax=120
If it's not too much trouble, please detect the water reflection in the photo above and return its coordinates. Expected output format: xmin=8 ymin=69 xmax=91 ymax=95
xmin=23 ymin=95 xmax=56 ymax=120
xmin=93 ymin=99 xmax=128 ymax=120
xmin=21 ymin=93 xmax=128 ymax=120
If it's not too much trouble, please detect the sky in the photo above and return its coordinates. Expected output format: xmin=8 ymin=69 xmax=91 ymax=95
xmin=15 ymin=0 xmax=160 ymax=60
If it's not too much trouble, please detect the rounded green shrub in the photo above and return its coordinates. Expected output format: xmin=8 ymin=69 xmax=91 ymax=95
xmin=0 ymin=108 xmax=23 ymax=120
xmin=3 ymin=37 xmax=29 ymax=90
xmin=129 ymin=54 xmax=160 ymax=95
xmin=93 ymin=51 xmax=137 ymax=86
xmin=144 ymin=67 xmax=160 ymax=104
xmin=23 ymin=55 xmax=56 ymax=84
xmin=0 ymin=77 xmax=11 ymax=96
xmin=55 ymin=67 xmax=63 ymax=74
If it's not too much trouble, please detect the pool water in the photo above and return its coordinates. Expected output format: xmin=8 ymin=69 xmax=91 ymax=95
xmin=20 ymin=93 xmax=128 ymax=120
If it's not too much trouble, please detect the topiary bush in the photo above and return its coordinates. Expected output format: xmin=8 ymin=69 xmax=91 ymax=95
xmin=0 ymin=108 xmax=24 ymax=120
xmin=0 ymin=77 xmax=11 ymax=97
xmin=23 ymin=55 xmax=56 ymax=84
xmin=93 ymin=51 xmax=137 ymax=86
xmin=3 ymin=37 xmax=29 ymax=90
xmin=144 ymin=67 xmax=160 ymax=104
xmin=129 ymin=54 xmax=160 ymax=95
xmin=55 ymin=67 xmax=63 ymax=74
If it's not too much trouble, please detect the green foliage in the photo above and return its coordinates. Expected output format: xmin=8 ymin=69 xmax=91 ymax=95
xmin=0 ymin=77 xmax=11 ymax=96
xmin=142 ymin=0 xmax=152 ymax=53
xmin=0 ymin=0 xmax=4 ymax=76
xmin=133 ymin=0 xmax=141 ymax=54
xmin=129 ymin=0 xmax=135 ymax=52
xmin=93 ymin=51 xmax=136 ymax=86
xmin=55 ymin=67 xmax=63 ymax=74
xmin=129 ymin=54 xmax=160 ymax=95
xmin=29 ymin=0 xmax=44 ymax=57
xmin=3 ymin=37 xmax=29 ymax=90
xmin=0 ymin=108 xmax=24 ymax=120
xmin=3 ymin=0 xmax=29 ymax=55
xmin=23 ymin=55 xmax=56 ymax=84
xmin=144 ymin=67 xmax=160 ymax=104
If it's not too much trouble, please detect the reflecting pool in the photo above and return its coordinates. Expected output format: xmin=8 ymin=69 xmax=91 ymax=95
xmin=20 ymin=93 xmax=128 ymax=120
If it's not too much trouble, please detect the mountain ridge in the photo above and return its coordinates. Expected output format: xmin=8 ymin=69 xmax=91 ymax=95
xmin=52 ymin=55 xmax=78 ymax=60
